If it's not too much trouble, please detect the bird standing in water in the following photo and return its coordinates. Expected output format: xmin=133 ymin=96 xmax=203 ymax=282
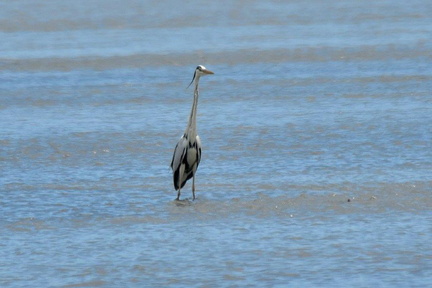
xmin=170 ymin=65 xmax=214 ymax=201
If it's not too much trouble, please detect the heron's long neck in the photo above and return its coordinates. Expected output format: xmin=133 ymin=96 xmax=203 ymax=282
xmin=185 ymin=79 xmax=199 ymax=139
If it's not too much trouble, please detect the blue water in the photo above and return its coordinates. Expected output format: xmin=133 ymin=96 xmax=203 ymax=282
xmin=1 ymin=0 xmax=432 ymax=287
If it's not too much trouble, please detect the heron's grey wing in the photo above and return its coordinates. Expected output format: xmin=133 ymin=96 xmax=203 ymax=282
xmin=195 ymin=135 xmax=202 ymax=168
xmin=171 ymin=136 xmax=187 ymax=172
xmin=171 ymin=136 xmax=189 ymax=190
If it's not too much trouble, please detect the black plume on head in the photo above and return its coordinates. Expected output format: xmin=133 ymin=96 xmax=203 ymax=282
xmin=187 ymin=70 xmax=197 ymax=88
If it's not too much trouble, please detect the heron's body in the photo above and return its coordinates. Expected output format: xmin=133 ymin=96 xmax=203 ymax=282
xmin=170 ymin=65 xmax=214 ymax=200
xmin=171 ymin=134 xmax=201 ymax=191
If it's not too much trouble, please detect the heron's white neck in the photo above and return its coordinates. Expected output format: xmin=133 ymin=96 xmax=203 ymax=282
xmin=184 ymin=76 xmax=200 ymax=139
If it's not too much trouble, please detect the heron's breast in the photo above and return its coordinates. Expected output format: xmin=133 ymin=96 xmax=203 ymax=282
xmin=186 ymin=147 xmax=198 ymax=165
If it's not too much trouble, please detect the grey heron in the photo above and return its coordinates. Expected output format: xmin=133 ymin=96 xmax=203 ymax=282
xmin=170 ymin=65 xmax=214 ymax=201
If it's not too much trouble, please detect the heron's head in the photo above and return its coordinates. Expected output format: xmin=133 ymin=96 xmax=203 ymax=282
xmin=188 ymin=65 xmax=214 ymax=88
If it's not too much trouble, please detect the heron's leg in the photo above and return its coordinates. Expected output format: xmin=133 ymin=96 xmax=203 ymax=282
xmin=192 ymin=174 xmax=196 ymax=201
xmin=177 ymin=164 xmax=185 ymax=201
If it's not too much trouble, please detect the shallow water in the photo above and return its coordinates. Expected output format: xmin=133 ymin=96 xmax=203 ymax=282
xmin=1 ymin=0 xmax=432 ymax=287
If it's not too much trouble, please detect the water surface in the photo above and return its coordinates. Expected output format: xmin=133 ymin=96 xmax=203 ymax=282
xmin=1 ymin=0 xmax=431 ymax=287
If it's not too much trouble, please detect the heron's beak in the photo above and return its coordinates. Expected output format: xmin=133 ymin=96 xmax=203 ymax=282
xmin=203 ymin=69 xmax=214 ymax=75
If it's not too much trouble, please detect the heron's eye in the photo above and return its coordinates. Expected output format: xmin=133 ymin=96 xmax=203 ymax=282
xmin=197 ymin=66 xmax=202 ymax=70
